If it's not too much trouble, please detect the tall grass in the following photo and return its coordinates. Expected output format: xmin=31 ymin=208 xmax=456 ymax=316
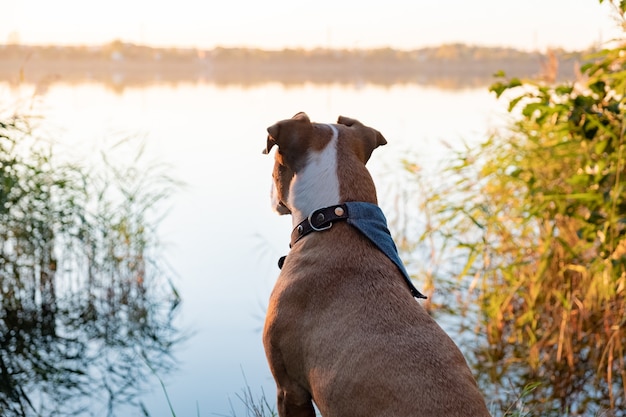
xmin=0 ymin=110 xmax=182 ymax=416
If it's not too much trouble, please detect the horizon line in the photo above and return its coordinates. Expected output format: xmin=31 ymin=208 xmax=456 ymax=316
xmin=0 ymin=39 xmax=601 ymax=54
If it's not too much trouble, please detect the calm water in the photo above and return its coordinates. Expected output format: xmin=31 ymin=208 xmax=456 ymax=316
xmin=2 ymin=80 xmax=504 ymax=416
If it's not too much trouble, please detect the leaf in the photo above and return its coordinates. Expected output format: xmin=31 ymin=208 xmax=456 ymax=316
xmin=490 ymin=78 xmax=524 ymax=98
xmin=489 ymin=81 xmax=507 ymax=98
xmin=579 ymin=62 xmax=594 ymax=74
xmin=548 ymin=192 xmax=602 ymax=202
xmin=567 ymin=174 xmax=590 ymax=187
xmin=573 ymin=94 xmax=595 ymax=109
xmin=555 ymin=85 xmax=574 ymax=95
xmin=508 ymin=95 xmax=525 ymax=112
xmin=522 ymin=102 xmax=543 ymax=119
xmin=594 ymin=138 xmax=609 ymax=154
xmin=589 ymin=80 xmax=607 ymax=95
xmin=607 ymin=101 xmax=620 ymax=114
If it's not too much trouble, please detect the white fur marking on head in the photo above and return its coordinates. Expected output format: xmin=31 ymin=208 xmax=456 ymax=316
xmin=288 ymin=124 xmax=340 ymax=226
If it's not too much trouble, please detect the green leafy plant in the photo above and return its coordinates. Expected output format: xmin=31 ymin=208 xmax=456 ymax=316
xmin=408 ymin=2 xmax=626 ymax=415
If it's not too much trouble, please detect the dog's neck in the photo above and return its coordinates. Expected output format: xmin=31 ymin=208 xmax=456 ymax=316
xmin=287 ymin=124 xmax=341 ymax=228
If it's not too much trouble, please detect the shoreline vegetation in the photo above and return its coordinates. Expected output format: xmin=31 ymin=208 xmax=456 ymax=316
xmin=0 ymin=40 xmax=591 ymax=90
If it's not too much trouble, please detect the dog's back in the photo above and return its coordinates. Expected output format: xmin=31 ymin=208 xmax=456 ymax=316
xmin=266 ymin=222 xmax=489 ymax=417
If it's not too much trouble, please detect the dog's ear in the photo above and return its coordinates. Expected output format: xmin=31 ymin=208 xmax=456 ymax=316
xmin=337 ymin=115 xmax=387 ymax=163
xmin=291 ymin=112 xmax=310 ymax=122
xmin=263 ymin=134 xmax=277 ymax=155
xmin=337 ymin=115 xmax=358 ymax=127
xmin=262 ymin=112 xmax=311 ymax=154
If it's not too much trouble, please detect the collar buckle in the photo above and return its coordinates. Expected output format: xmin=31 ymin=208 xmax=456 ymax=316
xmin=290 ymin=204 xmax=349 ymax=247
xmin=308 ymin=211 xmax=333 ymax=232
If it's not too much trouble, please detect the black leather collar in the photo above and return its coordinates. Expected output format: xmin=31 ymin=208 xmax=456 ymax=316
xmin=290 ymin=204 xmax=349 ymax=247
xmin=277 ymin=204 xmax=349 ymax=270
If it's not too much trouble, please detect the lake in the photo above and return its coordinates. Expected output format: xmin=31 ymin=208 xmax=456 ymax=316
xmin=1 ymin=79 xmax=506 ymax=416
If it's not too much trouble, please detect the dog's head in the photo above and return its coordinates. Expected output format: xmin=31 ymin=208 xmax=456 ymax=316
xmin=263 ymin=112 xmax=386 ymax=221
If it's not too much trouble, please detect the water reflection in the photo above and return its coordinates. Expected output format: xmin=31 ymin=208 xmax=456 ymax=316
xmin=0 ymin=120 xmax=181 ymax=416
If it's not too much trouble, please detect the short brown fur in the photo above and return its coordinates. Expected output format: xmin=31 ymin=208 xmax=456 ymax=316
xmin=263 ymin=113 xmax=491 ymax=417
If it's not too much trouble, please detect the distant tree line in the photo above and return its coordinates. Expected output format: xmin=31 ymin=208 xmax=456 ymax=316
xmin=0 ymin=41 xmax=588 ymax=89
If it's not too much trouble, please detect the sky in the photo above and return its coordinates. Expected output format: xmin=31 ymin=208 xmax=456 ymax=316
xmin=1 ymin=0 xmax=623 ymax=51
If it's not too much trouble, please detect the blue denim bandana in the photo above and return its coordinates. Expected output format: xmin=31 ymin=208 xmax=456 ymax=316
xmin=344 ymin=202 xmax=426 ymax=299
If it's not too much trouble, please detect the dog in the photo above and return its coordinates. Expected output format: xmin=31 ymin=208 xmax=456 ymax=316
xmin=262 ymin=112 xmax=491 ymax=417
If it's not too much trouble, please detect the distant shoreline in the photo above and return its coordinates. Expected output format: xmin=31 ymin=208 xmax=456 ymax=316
xmin=0 ymin=41 xmax=588 ymax=90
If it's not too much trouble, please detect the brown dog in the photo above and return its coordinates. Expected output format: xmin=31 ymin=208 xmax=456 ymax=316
xmin=262 ymin=112 xmax=491 ymax=417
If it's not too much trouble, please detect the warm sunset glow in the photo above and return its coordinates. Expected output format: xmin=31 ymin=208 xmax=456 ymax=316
xmin=1 ymin=0 xmax=621 ymax=50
